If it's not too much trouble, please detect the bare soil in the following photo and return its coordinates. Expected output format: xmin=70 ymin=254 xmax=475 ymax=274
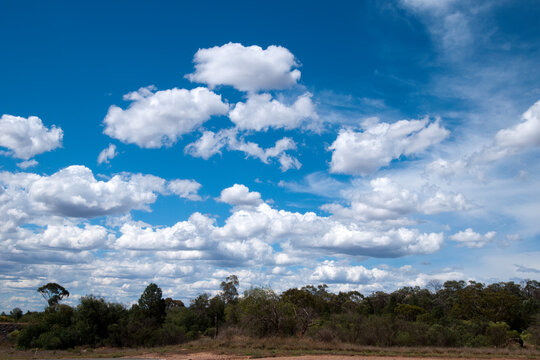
xmin=132 ymin=353 xmax=535 ymax=360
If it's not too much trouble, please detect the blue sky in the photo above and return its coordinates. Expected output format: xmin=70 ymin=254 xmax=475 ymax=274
xmin=1 ymin=0 xmax=540 ymax=311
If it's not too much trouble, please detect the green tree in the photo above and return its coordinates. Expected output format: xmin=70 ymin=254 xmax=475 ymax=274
xmin=37 ymin=283 xmax=69 ymax=308
xmin=138 ymin=283 xmax=166 ymax=324
xmin=10 ymin=307 xmax=23 ymax=321
xmin=220 ymin=275 xmax=239 ymax=304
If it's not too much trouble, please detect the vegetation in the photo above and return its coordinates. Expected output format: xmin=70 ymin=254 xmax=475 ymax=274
xmin=5 ymin=278 xmax=540 ymax=350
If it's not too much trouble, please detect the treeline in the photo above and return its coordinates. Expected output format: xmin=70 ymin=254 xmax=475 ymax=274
xmin=4 ymin=277 xmax=540 ymax=349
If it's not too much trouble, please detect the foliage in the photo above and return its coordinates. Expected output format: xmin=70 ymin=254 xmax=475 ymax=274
xmin=37 ymin=283 xmax=70 ymax=308
xmin=10 ymin=276 xmax=540 ymax=349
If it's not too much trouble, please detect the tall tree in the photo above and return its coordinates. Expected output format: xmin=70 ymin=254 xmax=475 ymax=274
xmin=220 ymin=275 xmax=239 ymax=304
xmin=37 ymin=282 xmax=69 ymax=308
xmin=138 ymin=283 xmax=166 ymax=324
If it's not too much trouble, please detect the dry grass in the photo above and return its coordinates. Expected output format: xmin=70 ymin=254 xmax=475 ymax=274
xmin=1 ymin=335 xmax=539 ymax=359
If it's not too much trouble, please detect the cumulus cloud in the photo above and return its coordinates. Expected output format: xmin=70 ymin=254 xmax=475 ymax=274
xmin=493 ymin=99 xmax=540 ymax=153
xmin=103 ymin=86 xmax=229 ymax=148
xmin=311 ymin=261 xmax=389 ymax=284
xmin=450 ymin=228 xmax=496 ymax=248
xmin=229 ymin=93 xmax=316 ymax=131
xmin=97 ymin=144 xmax=118 ymax=164
xmin=17 ymin=224 xmax=111 ymax=251
xmin=167 ymin=179 xmax=202 ymax=201
xmin=218 ymin=184 xmax=263 ymax=206
xmin=185 ymin=130 xmax=301 ymax=171
xmin=0 ymin=166 xmax=200 ymax=224
xmin=322 ymin=177 xmax=469 ymax=225
xmin=0 ymin=114 xmax=63 ymax=160
xmin=329 ymin=117 xmax=449 ymax=175
xmin=186 ymin=43 xmax=301 ymax=92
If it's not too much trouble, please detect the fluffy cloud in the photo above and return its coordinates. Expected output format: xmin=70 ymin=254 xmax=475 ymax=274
xmin=186 ymin=43 xmax=301 ymax=92
xmin=167 ymin=179 xmax=202 ymax=201
xmin=494 ymin=99 xmax=540 ymax=152
xmin=185 ymin=130 xmax=301 ymax=171
xmin=17 ymin=224 xmax=111 ymax=251
xmin=322 ymin=177 xmax=469 ymax=225
xmin=114 ymin=202 xmax=443 ymax=258
xmin=218 ymin=184 xmax=263 ymax=206
xmin=97 ymin=144 xmax=118 ymax=164
xmin=103 ymin=86 xmax=229 ymax=148
xmin=329 ymin=117 xmax=449 ymax=175
xmin=229 ymin=93 xmax=316 ymax=131
xmin=450 ymin=228 xmax=496 ymax=248
xmin=0 ymin=114 xmax=63 ymax=160
xmin=0 ymin=166 xmax=201 ymax=223
xmin=311 ymin=261 xmax=389 ymax=284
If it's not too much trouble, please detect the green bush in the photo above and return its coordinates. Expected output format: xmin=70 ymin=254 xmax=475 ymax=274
xmin=486 ymin=321 xmax=510 ymax=347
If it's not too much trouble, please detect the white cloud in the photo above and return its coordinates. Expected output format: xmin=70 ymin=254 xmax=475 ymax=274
xmin=97 ymin=144 xmax=118 ymax=164
xmin=399 ymin=0 xmax=473 ymax=56
xmin=185 ymin=130 xmax=301 ymax=171
xmin=167 ymin=179 xmax=202 ymax=201
xmin=109 ymin=201 xmax=444 ymax=259
xmin=218 ymin=184 xmax=263 ymax=206
xmin=18 ymin=224 xmax=111 ymax=251
xmin=311 ymin=261 xmax=389 ymax=284
xmin=494 ymin=99 xmax=540 ymax=150
xmin=17 ymin=159 xmax=38 ymax=169
xmin=322 ymin=177 xmax=469 ymax=225
xmin=103 ymin=86 xmax=229 ymax=148
xmin=329 ymin=117 xmax=449 ymax=175
xmin=229 ymin=93 xmax=316 ymax=131
xmin=183 ymin=129 xmax=233 ymax=160
xmin=0 ymin=165 xmax=169 ymax=221
xmin=0 ymin=114 xmax=63 ymax=160
xmin=186 ymin=42 xmax=301 ymax=92
xmin=432 ymin=99 xmax=540 ymax=173
xmin=450 ymin=228 xmax=496 ymax=248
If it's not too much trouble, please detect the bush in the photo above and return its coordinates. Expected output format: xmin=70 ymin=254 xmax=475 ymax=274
xmin=315 ymin=327 xmax=336 ymax=342
xmin=7 ymin=330 xmax=19 ymax=343
xmin=486 ymin=321 xmax=510 ymax=347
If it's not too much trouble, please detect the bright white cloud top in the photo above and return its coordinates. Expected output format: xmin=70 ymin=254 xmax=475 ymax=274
xmin=0 ymin=115 xmax=63 ymax=160
xmin=1 ymin=1 xmax=540 ymax=312
xmin=229 ymin=93 xmax=316 ymax=131
xmin=329 ymin=117 xmax=449 ymax=175
xmin=103 ymin=86 xmax=229 ymax=148
xmin=186 ymin=43 xmax=301 ymax=92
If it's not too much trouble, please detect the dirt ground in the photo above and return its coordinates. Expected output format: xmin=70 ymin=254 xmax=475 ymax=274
xmin=132 ymin=352 xmax=534 ymax=360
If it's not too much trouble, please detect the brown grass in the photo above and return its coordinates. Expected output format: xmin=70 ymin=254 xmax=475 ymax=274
xmin=0 ymin=336 xmax=539 ymax=359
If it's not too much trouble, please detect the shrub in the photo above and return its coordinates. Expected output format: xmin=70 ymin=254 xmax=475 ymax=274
xmin=486 ymin=321 xmax=510 ymax=347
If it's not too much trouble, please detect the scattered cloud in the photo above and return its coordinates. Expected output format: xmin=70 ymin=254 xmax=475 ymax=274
xmin=0 ymin=114 xmax=63 ymax=160
xmin=450 ymin=228 xmax=496 ymax=248
xmin=185 ymin=130 xmax=301 ymax=171
xmin=218 ymin=184 xmax=263 ymax=206
xmin=17 ymin=159 xmax=38 ymax=169
xmin=186 ymin=43 xmax=301 ymax=92
xmin=329 ymin=117 xmax=449 ymax=175
xmin=97 ymin=144 xmax=118 ymax=164
xmin=167 ymin=179 xmax=202 ymax=201
xmin=103 ymin=86 xmax=229 ymax=148
xmin=229 ymin=92 xmax=316 ymax=131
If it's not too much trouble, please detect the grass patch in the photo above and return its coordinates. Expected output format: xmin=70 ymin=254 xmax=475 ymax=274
xmin=1 ymin=336 xmax=539 ymax=359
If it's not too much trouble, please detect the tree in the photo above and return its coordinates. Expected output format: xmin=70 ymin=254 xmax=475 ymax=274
xmin=10 ymin=307 xmax=23 ymax=321
xmin=220 ymin=275 xmax=239 ymax=304
xmin=37 ymin=283 xmax=69 ymax=308
xmin=138 ymin=283 xmax=166 ymax=324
